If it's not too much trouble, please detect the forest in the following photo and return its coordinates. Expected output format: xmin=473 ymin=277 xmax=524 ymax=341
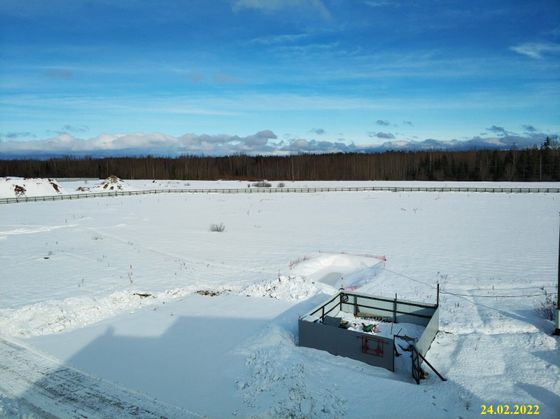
xmin=1 ymin=148 xmax=559 ymax=182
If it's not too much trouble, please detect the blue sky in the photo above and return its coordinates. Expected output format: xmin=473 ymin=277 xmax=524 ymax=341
xmin=0 ymin=0 xmax=559 ymax=156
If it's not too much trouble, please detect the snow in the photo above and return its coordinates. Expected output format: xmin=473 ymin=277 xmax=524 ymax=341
xmin=0 ymin=177 xmax=64 ymax=198
xmin=0 ymin=180 xmax=559 ymax=418
xmin=1 ymin=177 xmax=559 ymax=199
xmin=240 ymin=252 xmax=385 ymax=299
xmin=331 ymin=310 xmax=426 ymax=341
xmin=0 ymin=335 xmax=198 ymax=418
xmin=0 ymin=288 xmax=195 ymax=338
xmin=77 ymin=175 xmax=135 ymax=193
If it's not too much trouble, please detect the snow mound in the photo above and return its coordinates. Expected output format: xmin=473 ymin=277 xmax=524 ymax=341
xmin=242 ymin=275 xmax=324 ymax=300
xmin=236 ymin=325 xmax=346 ymax=418
xmin=242 ymin=253 xmax=385 ymax=300
xmin=290 ymin=252 xmax=386 ymax=290
xmin=0 ymin=288 xmax=195 ymax=337
xmin=90 ymin=175 xmax=132 ymax=192
xmin=0 ymin=177 xmax=64 ymax=198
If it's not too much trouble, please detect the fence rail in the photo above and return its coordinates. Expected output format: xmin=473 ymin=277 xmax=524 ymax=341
xmin=1 ymin=185 xmax=559 ymax=205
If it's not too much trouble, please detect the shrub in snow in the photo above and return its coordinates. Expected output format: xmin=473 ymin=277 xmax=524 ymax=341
xmin=277 ymin=182 xmax=285 ymax=188
xmin=288 ymin=255 xmax=309 ymax=270
xmin=536 ymin=291 xmax=557 ymax=321
xmin=210 ymin=223 xmax=226 ymax=232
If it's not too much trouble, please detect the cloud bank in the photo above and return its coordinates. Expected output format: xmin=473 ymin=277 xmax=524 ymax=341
xmin=232 ymin=0 xmax=331 ymax=19
xmin=510 ymin=42 xmax=560 ymax=59
xmin=0 ymin=128 xmax=556 ymax=159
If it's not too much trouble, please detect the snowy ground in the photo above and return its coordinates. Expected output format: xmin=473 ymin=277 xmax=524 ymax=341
xmin=0 ymin=180 xmax=559 ymax=418
xmin=1 ymin=176 xmax=559 ymax=199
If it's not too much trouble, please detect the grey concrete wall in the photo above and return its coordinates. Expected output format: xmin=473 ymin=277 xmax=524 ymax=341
xmin=298 ymin=319 xmax=394 ymax=371
xmin=299 ymin=291 xmax=440 ymax=377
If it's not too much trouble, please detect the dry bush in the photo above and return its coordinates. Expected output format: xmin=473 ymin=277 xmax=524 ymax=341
xmin=210 ymin=223 xmax=226 ymax=232
xmin=536 ymin=292 xmax=557 ymax=321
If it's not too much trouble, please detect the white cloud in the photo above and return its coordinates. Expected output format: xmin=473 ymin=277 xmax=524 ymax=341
xmin=0 ymin=131 xmax=281 ymax=157
xmin=250 ymin=33 xmax=310 ymax=45
xmin=510 ymin=42 xmax=560 ymax=59
xmin=0 ymin=128 xmax=555 ymax=157
xmin=232 ymin=0 xmax=331 ymax=19
xmin=363 ymin=1 xmax=392 ymax=8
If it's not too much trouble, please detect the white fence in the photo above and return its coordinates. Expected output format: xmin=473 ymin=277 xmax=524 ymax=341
xmin=1 ymin=185 xmax=559 ymax=205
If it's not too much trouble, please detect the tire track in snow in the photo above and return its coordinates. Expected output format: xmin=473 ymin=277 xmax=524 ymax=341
xmin=0 ymin=224 xmax=77 ymax=237
xmin=0 ymin=336 xmax=200 ymax=418
xmin=87 ymin=226 xmax=278 ymax=279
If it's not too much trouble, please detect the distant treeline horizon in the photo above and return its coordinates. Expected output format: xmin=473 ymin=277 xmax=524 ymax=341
xmin=1 ymin=149 xmax=559 ymax=182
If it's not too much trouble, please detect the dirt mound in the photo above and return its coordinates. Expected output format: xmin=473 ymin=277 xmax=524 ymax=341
xmin=95 ymin=175 xmax=129 ymax=191
xmin=0 ymin=177 xmax=64 ymax=198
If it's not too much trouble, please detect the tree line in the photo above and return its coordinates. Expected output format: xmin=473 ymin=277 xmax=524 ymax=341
xmin=1 ymin=148 xmax=559 ymax=181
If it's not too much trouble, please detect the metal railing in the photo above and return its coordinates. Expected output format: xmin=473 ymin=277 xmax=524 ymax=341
xmin=1 ymin=185 xmax=559 ymax=205
xmin=306 ymin=291 xmax=438 ymax=322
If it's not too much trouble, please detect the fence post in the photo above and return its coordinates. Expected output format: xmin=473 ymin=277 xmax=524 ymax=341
xmin=393 ymin=293 xmax=397 ymax=323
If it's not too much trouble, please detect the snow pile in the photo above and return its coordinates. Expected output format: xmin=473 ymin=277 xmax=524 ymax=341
xmin=89 ymin=175 xmax=132 ymax=192
xmin=0 ymin=177 xmax=64 ymax=198
xmin=236 ymin=325 xmax=346 ymax=418
xmin=333 ymin=310 xmax=426 ymax=340
xmin=242 ymin=253 xmax=385 ymax=300
xmin=241 ymin=275 xmax=324 ymax=300
xmin=73 ymin=175 xmax=133 ymax=192
xmin=289 ymin=252 xmax=385 ymax=290
xmin=0 ymin=288 xmax=195 ymax=337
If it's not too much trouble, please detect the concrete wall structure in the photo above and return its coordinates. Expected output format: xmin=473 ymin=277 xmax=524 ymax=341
xmin=298 ymin=291 xmax=439 ymax=378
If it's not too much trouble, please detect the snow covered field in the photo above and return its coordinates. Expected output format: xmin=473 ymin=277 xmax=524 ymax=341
xmin=1 ymin=180 xmax=559 ymax=418
xmin=1 ymin=176 xmax=559 ymax=199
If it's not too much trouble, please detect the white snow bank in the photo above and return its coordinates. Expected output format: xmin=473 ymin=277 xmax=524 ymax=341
xmin=242 ymin=252 xmax=385 ymax=300
xmin=0 ymin=287 xmax=200 ymax=337
xmin=0 ymin=177 xmax=64 ymax=198
xmin=241 ymin=275 xmax=325 ymax=300
xmin=290 ymin=252 xmax=386 ymax=289
xmin=0 ymin=252 xmax=384 ymax=338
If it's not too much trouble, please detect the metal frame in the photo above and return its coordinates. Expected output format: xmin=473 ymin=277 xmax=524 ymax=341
xmin=299 ymin=289 xmax=445 ymax=384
